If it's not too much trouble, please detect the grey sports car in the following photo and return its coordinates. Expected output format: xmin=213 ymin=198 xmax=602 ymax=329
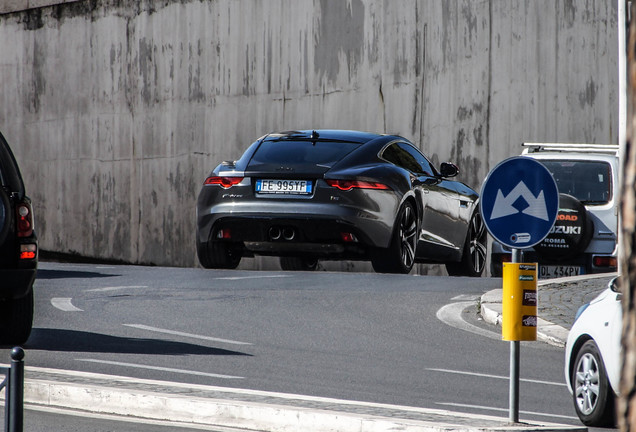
xmin=196 ymin=130 xmax=486 ymax=275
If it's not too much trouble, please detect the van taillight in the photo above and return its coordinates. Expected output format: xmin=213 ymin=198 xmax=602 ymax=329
xmin=19 ymin=244 xmax=37 ymax=260
xmin=16 ymin=202 xmax=33 ymax=237
xmin=593 ymin=256 xmax=617 ymax=268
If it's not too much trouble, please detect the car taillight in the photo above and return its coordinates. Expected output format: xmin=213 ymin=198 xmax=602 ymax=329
xmin=499 ymin=253 xmax=512 ymax=263
xmin=204 ymin=176 xmax=243 ymax=188
xmin=593 ymin=256 xmax=617 ymax=268
xmin=19 ymin=243 xmax=37 ymax=260
xmin=16 ymin=202 xmax=33 ymax=237
xmin=326 ymin=180 xmax=390 ymax=191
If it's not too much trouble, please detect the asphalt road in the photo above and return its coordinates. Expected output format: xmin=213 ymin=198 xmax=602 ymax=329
xmin=1 ymin=262 xmax=595 ymax=429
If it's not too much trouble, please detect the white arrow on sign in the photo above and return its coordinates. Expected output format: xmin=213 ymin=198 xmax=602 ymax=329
xmin=489 ymin=181 xmax=549 ymax=221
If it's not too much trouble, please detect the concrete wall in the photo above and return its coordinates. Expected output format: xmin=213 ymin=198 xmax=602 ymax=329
xmin=0 ymin=0 xmax=619 ymax=271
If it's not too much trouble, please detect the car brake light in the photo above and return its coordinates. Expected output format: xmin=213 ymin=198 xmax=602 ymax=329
xmin=593 ymin=256 xmax=617 ymax=267
xmin=326 ymin=180 xmax=390 ymax=191
xmin=204 ymin=176 xmax=243 ymax=188
xmin=19 ymin=243 xmax=37 ymax=260
xmin=499 ymin=253 xmax=512 ymax=263
xmin=16 ymin=203 xmax=33 ymax=237
xmin=216 ymin=229 xmax=232 ymax=239
xmin=340 ymin=232 xmax=358 ymax=242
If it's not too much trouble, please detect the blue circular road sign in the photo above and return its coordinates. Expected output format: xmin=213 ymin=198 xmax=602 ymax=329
xmin=480 ymin=157 xmax=559 ymax=249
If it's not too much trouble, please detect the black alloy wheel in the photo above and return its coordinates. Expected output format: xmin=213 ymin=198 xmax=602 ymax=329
xmin=572 ymin=340 xmax=616 ymax=427
xmin=372 ymin=201 xmax=417 ymax=274
xmin=446 ymin=210 xmax=487 ymax=277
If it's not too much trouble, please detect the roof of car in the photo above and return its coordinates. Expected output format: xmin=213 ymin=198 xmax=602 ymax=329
xmin=266 ymin=130 xmax=392 ymax=144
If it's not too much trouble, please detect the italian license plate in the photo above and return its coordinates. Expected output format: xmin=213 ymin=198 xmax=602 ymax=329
xmin=539 ymin=265 xmax=584 ymax=279
xmin=255 ymin=179 xmax=313 ymax=195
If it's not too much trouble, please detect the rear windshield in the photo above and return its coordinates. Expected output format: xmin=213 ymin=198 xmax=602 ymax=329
xmin=250 ymin=140 xmax=360 ymax=168
xmin=540 ymin=160 xmax=612 ymax=205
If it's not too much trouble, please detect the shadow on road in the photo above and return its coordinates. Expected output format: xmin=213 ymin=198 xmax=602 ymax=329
xmin=36 ymin=269 xmax=120 ymax=280
xmin=24 ymin=328 xmax=252 ymax=356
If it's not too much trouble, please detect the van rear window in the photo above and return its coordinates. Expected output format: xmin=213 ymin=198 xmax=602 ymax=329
xmin=540 ymin=160 xmax=612 ymax=205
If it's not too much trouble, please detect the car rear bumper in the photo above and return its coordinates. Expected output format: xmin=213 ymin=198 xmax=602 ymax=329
xmin=198 ymin=199 xmax=396 ymax=249
xmin=199 ymin=214 xmax=381 ymax=258
xmin=490 ymin=247 xmax=617 ymax=277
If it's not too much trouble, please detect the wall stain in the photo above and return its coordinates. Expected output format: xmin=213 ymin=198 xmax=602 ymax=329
xmin=138 ymin=38 xmax=157 ymax=105
xmin=26 ymin=38 xmax=47 ymax=113
xmin=314 ymin=0 xmax=364 ymax=83
xmin=579 ymin=79 xmax=597 ymax=108
xmin=450 ymin=128 xmax=483 ymax=189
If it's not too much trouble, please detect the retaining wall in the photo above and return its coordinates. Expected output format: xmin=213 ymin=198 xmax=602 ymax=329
xmin=0 ymin=0 xmax=619 ymax=271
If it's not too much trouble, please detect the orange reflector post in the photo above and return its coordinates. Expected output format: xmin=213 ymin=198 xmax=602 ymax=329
xmin=502 ymin=263 xmax=538 ymax=341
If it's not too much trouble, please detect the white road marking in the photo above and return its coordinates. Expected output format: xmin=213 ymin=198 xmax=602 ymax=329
xmin=215 ymin=275 xmax=291 ymax=281
xmin=436 ymin=301 xmax=500 ymax=340
xmin=123 ymin=324 xmax=252 ymax=346
xmin=426 ymin=368 xmax=566 ymax=387
xmin=85 ymin=285 xmax=148 ymax=293
xmin=436 ymin=402 xmax=578 ymax=420
xmin=76 ymin=359 xmax=244 ymax=380
xmin=51 ymin=298 xmax=83 ymax=312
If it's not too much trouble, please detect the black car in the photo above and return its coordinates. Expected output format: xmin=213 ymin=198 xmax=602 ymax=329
xmin=196 ymin=130 xmax=486 ymax=275
xmin=0 ymin=131 xmax=37 ymax=344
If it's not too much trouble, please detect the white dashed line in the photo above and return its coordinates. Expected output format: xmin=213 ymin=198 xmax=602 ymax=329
xmin=123 ymin=324 xmax=252 ymax=346
xmin=215 ymin=275 xmax=291 ymax=281
xmin=426 ymin=368 xmax=565 ymax=387
xmin=85 ymin=285 xmax=148 ymax=293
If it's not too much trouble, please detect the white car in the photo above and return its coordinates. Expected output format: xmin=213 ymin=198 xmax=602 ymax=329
xmin=564 ymin=277 xmax=621 ymax=426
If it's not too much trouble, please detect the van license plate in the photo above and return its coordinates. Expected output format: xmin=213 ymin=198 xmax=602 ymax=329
xmin=539 ymin=265 xmax=584 ymax=279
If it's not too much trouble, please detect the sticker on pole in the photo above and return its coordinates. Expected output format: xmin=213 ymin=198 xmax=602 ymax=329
xmin=502 ymin=262 xmax=538 ymax=341
xmin=480 ymin=157 xmax=559 ymax=249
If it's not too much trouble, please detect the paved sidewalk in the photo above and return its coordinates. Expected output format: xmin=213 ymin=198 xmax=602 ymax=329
xmin=480 ymin=273 xmax=617 ymax=347
xmin=15 ymin=366 xmax=585 ymax=432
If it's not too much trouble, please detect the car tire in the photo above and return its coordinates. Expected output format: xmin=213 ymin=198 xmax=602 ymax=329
xmin=572 ymin=340 xmax=616 ymax=427
xmin=197 ymin=240 xmax=242 ymax=269
xmin=371 ymin=201 xmax=417 ymax=274
xmin=0 ymin=290 xmax=34 ymax=345
xmin=279 ymin=256 xmax=318 ymax=271
xmin=446 ymin=210 xmax=487 ymax=277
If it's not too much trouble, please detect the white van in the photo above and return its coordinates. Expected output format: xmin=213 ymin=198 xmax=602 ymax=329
xmin=490 ymin=143 xmax=619 ymax=278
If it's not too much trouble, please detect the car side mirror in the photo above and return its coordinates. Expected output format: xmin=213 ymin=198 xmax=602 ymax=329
xmin=610 ymin=277 xmax=621 ymax=294
xmin=440 ymin=162 xmax=459 ymax=178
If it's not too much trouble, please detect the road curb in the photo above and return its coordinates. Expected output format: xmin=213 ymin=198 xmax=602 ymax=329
xmin=479 ymin=273 xmax=616 ymax=347
xmin=10 ymin=366 xmax=586 ymax=432
xmin=479 ymin=292 xmax=568 ymax=347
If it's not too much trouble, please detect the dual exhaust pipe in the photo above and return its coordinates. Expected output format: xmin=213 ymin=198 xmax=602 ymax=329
xmin=269 ymin=226 xmax=296 ymax=241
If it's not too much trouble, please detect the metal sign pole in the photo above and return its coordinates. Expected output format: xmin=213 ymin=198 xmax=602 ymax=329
xmin=479 ymin=156 xmax=558 ymax=426
xmin=509 ymin=248 xmax=521 ymax=423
